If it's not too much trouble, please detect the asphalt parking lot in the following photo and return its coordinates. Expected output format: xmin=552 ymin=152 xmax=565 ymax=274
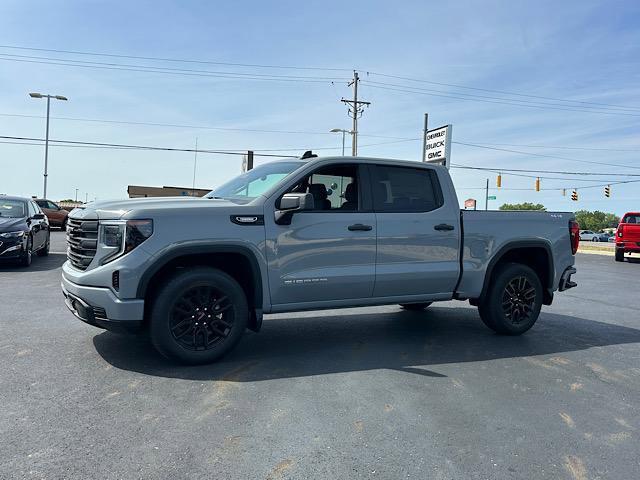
xmin=1 ymin=232 xmax=639 ymax=479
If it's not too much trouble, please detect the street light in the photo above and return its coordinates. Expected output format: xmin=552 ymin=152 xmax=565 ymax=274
xmin=330 ymin=128 xmax=354 ymax=156
xmin=29 ymin=92 xmax=68 ymax=199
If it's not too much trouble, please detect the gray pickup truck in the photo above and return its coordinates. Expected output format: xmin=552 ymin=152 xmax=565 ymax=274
xmin=61 ymin=156 xmax=579 ymax=364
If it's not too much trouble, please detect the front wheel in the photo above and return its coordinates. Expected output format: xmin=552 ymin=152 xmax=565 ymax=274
xmin=591 ymin=237 xmax=599 ymax=242
xmin=615 ymin=249 xmax=625 ymax=262
xmin=478 ymin=263 xmax=543 ymax=335
xmin=400 ymin=302 xmax=432 ymax=311
xmin=149 ymin=267 xmax=248 ymax=364
xmin=19 ymin=237 xmax=32 ymax=267
xmin=36 ymin=233 xmax=50 ymax=257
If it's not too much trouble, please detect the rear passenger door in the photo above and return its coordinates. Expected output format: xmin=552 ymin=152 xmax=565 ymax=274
xmin=371 ymin=164 xmax=460 ymax=298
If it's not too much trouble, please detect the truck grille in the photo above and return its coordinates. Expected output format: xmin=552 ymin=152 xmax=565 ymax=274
xmin=66 ymin=218 xmax=98 ymax=270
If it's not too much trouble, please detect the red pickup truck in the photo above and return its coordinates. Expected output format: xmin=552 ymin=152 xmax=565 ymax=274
xmin=615 ymin=212 xmax=640 ymax=262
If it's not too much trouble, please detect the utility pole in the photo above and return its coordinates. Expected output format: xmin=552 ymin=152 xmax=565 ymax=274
xmin=341 ymin=71 xmax=370 ymax=156
xmin=191 ymin=138 xmax=198 ymax=196
xmin=247 ymin=150 xmax=254 ymax=170
xmin=74 ymin=188 xmax=78 ymax=202
xmin=485 ymin=178 xmax=489 ymax=211
xmin=421 ymin=113 xmax=429 ymax=162
xmin=85 ymin=192 xmax=88 ymax=204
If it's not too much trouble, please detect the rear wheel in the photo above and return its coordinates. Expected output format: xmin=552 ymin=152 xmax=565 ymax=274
xmin=615 ymin=249 xmax=625 ymax=262
xmin=478 ymin=263 xmax=543 ymax=335
xmin=399 ymin=302 xmax=432 ymax=311
xmin=591 ymin=237 xmax=598 ymax=242
xmin=149 ymin=267 xmax=248 ymax=364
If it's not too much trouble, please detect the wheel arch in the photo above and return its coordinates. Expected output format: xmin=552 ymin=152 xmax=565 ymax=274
xmin=137 ymin=243 xmax=265 ymax=330
xmin=477 ymin=240 xmax=555 ymax=306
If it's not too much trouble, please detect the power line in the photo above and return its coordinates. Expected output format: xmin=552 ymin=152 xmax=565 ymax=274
xmin=0 ymin=135 xmax=298 ymax=157
xmin=450 ymin=164 xmax=640 ymax=177
xmin=361 ymin=82 xmax=640 ymax=117
xmin=452 ymin=141 xmax=640 ymax=170
xmin=462 ymin=142 xmax=640 ymax=153
xmin=0 ymin=56 xmax=349 ymax=84
xmin=0 ymin=112 xmax=412 ymax=140
xmin=366 ymin=71 xmax=640 ymax=113
xmin=0 ymin=44 xmax=353 ymax=72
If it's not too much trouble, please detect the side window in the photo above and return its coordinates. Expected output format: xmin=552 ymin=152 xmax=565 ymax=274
xmin=285 ymin=164 xmax=360 ymax=211
xmin=47 ymin=201 xmax=58 ymax=210
xmin=28 ymin=201 xmax=37 ymax=217
xmin=371 ymin=165 xmax=443 ymax=213
xmin=35 ymin=200 xmax=47 ymax=209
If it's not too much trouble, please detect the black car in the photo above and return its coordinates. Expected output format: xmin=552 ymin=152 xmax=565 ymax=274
xmin=0 ymin=196 xmax=50 ymax=266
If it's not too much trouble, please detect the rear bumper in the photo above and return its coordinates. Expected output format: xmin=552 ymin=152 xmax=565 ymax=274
xmin=61 ymin=275 xmax=144 ymax=333
xmin=617 ymin=242 xmax=640 ymax=252
xmin=558 ymin=266 xmax=577 ymax=292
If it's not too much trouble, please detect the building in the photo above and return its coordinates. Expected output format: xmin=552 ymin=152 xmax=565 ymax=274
xmin=127 ymin=185 xmax=211 ymax=198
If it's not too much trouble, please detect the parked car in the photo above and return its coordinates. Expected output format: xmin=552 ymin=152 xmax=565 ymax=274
xmin=35 ymin=199 xmax=69 ymax=229
xmin=615 ymin=212 xmax=640 ymax=262
xmin=61 ymin=155 xmax=578 ymax=364
xmin=0 ymin=196 xmax=50 ymax=266
xmin=579 ymin=230 xmax=601 ymax=242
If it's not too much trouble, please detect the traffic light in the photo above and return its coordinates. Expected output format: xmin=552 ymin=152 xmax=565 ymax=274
xmin=605 ymin=185 xmax=611 ymax=198
xmin=535 ymin=177 xmax=540 ymax=192
xmin=571 ymin=189 xmax=578 ymax=201
xmin=496 ymin=174 xmax=502 ymax=188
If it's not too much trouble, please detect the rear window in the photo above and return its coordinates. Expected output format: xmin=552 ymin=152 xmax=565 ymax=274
xmin=622 ymin=215 xmax=640 ymax=224
xmin=371 ymin=165 xmax=443 ymax=213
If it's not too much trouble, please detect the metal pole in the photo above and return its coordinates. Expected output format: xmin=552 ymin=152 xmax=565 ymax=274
xmin=341 ymin=131 xmax=345 ymax=156
xmin=352 ymin=72 xmax=358 ymax=156
xmin=485 ymin=178 xmax=489 ymax=211
xmin=75 ymin=188 xmax=78 ymax=202
xmin=43 ymin=96 xmax=51 ymax=198
xmin=85 ymin=192 xmax=88 ymax=203
xmin=421 ymin=113 xmax=429 ymax=162
xmin=191 ymin=138 xmax=198 ymax=196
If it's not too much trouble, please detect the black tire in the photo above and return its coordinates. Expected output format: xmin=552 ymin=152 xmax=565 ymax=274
xmin=36 ymin=233 xmax=50 ymax=257
xmin=615 ymin=249 xmax=625 ymax=262
xmin=591 ymin=237 xmax=598 ymax=242
xmin=400 ymin=302 xmax=432 ymax=310
xmin=478 ymin=262 xmax=543 ymax=335
xmin=19 ymin=237 xmax=33 ymax=267
xmin=149 ymin=267 xmax=248 ymax=365
xmin=61 ymin=218 xmax=68 ymax=231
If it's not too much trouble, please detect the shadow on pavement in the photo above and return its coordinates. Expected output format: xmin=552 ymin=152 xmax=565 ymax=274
xmin=0 ymin=253 xmax=66 ymax=272
xmin=93 ymin=306 xmax=640 ymax=382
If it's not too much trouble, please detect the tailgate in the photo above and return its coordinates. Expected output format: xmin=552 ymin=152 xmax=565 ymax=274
xmin=622 ymin=224 xmax=640 ymax=242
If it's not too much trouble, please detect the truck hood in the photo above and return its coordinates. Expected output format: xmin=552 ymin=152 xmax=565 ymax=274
xmin=69 ymin=196 xmax=252 ymax=220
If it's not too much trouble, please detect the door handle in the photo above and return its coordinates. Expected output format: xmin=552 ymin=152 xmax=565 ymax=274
xmin=434 ymin=223 xmax=455 ymax=231
xmin=348 ymin=224 xmax=373 ymax=231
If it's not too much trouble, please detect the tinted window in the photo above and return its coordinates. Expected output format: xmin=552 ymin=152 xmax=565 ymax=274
xmin=284 ymin=164 xmax=359 ymax=211
xmin=623 ymin=215 xmax=640 ymax=224
xmin=0 ymin=199 xmax=26 ymax=218
xmin=35 ymin=200 xmax=47 ymax=208
xmin=371 ymin=165 xmax=443 ymax=212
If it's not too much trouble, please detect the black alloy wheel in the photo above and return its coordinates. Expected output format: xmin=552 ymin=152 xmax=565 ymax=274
xmin=478 ymin=262 xmax=543 ymax=335
xmin=20 ymin=237 xmax=32 ymax=267
xmin=169 ymin=286 xmax=234 ymax=351
xmin=149 ymin=267 xmax=249 ymax=364
xmin=501 ymin=276 xmax=536 ymax=325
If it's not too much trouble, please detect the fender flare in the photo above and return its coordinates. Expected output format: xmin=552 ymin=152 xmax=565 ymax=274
xmin=136 ymin=242 xmax=264 ymax=309
xmin=478 ymin=240 xmax=555 ymax=303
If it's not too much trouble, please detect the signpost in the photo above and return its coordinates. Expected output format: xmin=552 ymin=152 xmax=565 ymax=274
xmin=464 ymin=198 xmax=477 ymax=210
xmin=423 ymin=124 xmax=452 ymax=169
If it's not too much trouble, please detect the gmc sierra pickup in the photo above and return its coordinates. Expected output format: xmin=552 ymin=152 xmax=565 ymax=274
xmin=61 ymin=156 xmax=579 ymax=364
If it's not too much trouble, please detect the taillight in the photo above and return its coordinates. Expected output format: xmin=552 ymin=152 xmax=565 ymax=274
xmin=569 ymin=220 xmax=580 ymax=255
xmin=617 ymin=225 xmax=623 ymax=238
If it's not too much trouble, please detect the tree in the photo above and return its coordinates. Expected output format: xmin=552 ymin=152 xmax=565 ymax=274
xmin=574 ymin=210 xmax=620 ymax=231
xmin=499 ymin=203 xmax=546 ymax=211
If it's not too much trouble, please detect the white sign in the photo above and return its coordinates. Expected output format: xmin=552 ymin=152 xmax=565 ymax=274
xmin=424 ymin=124 xmax=452 ymax=168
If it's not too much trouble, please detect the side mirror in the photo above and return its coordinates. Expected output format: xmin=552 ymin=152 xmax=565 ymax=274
xmin=275 ymin=193 xmax=314 ymax=225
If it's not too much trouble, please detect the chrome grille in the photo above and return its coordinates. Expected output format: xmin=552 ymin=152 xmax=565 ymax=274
xmin=66 ymin=218 xmax=98 ymax=270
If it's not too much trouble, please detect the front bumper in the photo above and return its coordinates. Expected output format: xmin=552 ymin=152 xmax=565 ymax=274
xmin=61 ymin=274 xmax=144 ymax=333
xmin=0 ymin=239 xmax=25 ymax=259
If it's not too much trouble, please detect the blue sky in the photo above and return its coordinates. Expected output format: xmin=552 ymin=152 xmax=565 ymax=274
xmin=1 ymin=0 xmax=639 ymax=215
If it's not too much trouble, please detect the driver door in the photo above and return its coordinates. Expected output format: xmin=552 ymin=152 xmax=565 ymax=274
xmin=265 ymin=162 xmax=376 ymax=306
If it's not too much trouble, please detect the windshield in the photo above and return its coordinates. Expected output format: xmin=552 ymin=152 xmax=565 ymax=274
xmin=207 ymin=161 xmax=304 ymax=200
xmin=0 ymin=199 xmax=26 ymax=218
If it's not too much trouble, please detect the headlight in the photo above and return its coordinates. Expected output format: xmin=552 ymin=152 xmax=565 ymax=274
xmin=100 ymin=220 xmax=153 ymax=264
xmin=0 ymin=231 xmax=25 ymax=239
